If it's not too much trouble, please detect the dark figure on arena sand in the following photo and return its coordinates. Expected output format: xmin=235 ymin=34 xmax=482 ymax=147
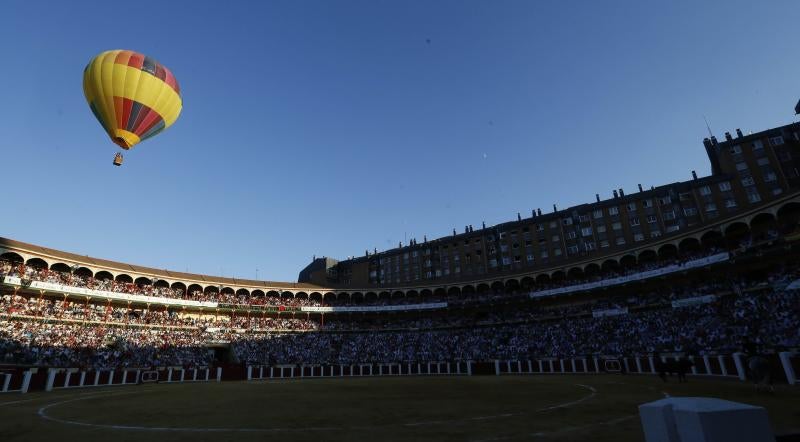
xmin=654 ymin=353 xmax=693 ymax=383
xmin=744 ymin=343 xmax=774 ymax=394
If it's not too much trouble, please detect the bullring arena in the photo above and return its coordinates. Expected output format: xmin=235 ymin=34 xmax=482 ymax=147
xmin=2 ymin=122 xmax=800 ymax=440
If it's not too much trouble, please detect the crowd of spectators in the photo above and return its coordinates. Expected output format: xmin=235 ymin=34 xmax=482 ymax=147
xmin=1 ymin=247 xmax=798 ymax=369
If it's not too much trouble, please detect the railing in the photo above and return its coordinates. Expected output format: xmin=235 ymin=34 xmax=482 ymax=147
xmin=529 ymin=252 xmax=730 ymax=299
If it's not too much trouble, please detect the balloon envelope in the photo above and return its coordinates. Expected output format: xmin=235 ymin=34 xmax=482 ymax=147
xmin=83 ymin=49 xmax=182 ymax=150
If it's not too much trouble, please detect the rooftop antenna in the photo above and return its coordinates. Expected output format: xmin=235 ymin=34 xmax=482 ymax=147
xmin=703 ymin=115 xmax=714 ymax=138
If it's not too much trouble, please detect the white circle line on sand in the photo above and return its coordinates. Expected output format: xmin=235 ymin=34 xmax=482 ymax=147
xmin=36 ymin=383 xmax=599 ymax=433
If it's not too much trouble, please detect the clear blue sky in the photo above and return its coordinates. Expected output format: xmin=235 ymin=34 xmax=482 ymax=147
xmin=1 ymin=0 xmax=798 ymax=282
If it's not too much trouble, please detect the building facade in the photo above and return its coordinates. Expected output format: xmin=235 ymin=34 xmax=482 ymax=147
xmin=301 ymin=121 xmax=800 ymax=288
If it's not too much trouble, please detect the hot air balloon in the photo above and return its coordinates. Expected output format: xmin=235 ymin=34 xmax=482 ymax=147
xmin=83 ymin=50 xmax=182 ymax=166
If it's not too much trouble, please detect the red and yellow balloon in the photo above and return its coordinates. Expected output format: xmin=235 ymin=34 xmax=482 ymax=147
xmin=83 ymin=50 xmax=182 ymax=165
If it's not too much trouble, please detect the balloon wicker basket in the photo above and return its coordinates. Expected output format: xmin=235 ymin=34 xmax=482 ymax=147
xmin=113 ymin=153 xmax=123 ymax=167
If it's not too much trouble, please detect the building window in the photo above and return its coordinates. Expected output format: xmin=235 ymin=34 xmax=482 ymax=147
xmin=747 ymin=189 xmax=761 ymax=203
xmin=642 ymin=199 xmax=652 ymax=208
xmin=729 ymin=145 xmax=742 ymax=154
xmin=634 ymin=233 xmax=644 ymax=242
xmin=581 ymin=227 xmax=592 ymax=236
xmin=627 ymin=202 xmax=637 ymax=212
xmin=615 ymin=237 xmax=626 ymax=246
xmin=736 ymin=162 xmax=749 ymax=171
xmin=600 ymin=240 xmax=610 ymax=248
xmin=536 ymin=224 xmax=544 ymax=231
xmin=630 ymin=217 xmax=640 ymax=226
xmin=764 ymin=172 xmax=777 ymax=182
xmin=567 ymin=245 xmax=579 ymax=254
xmin=705 ymin=203 xmax=717 ymax=212
xmin=597 ymin=225 xmax=607 ymax=233
xmin=647 ymin=215 xmax=657 ymax=223
xmin=650 ymin=230 xmax=662 ymax=238
xmin=502 ymin=257 xmax=511 ymax=265
xmin=719 ymin=181 xmax=732 ymax=192
xmin=553 ymin=248 xmax=562 ymax=256
xmin=753 ymin=140 xmax=764 ymax=150
xmin=551 ymin=235 xmax=560 ymax=242
xmin=699 ymin=186 xmax=711 ymax=196
xmin=612 ymin=222 xmax=622 ymax=230
xmin=666 ymin=224 xmax=680 ymax=233
xmin=609 ymin=207 xmax=619 ymax=216
xmin=741 ymin=176 xmax=755 ymax=187
xmin=585 ymin=242 xmax=596 ymax=251
xmin=540 ymin=251 xmax=549 ymax=259
xmin=769 ymin=136 xmax=784 ymax=146
xmin=567 ymin=231 xmax=577 ymax=239
xmin=725 ymin=199 xmax=737 ymax=208
xmin=562 ymin=218 xmax=573 ymax=226
xmin=593 ymin=209 xmax=604 ymax=219
xmin=663 ymin=210 xmax=676 ymax=220
xmin=683 ymin=207 xmax=697 ymax=216
xmin=659 ymin=196 xmax=672 ymax=205
xmin=579 ymin=214 xmax=590 ymax=222
xmin=772 ymin=187 xmax=783 ymax=196
xmin=527 ymin=254 xmax=534 ymax=262
xmin=757 ymin=157 xmax=770 ymax=166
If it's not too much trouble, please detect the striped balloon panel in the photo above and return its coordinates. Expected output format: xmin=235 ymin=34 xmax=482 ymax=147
xmin=83 ymin=49 xmax=182 ymax=149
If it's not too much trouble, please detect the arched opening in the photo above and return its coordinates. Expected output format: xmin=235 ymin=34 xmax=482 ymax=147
xmin=309 ymin=292 xmax=322 ymax=303
xmin=236 ymin=288 xmax=251 ymax=298
xmin=280 ymin=291 xmax=294 ymax=300
xmin=619 ymin=254 xmax=636 ymax=269
xmin=154 ymin=279 xmax=170 ymax=288
xmin=0 ymin=252 xmax=24 ymax=264
xmin=187 ymin=284 xmax=203 ymax=297
xmin=700 ymin=230 xmax=724 ymax=250
xmin=723 ymin=222 xmax=750 ymax=248
xmin=535 ymin=273 xmax=550 ymax=286
xmin=490 ymin=281 xmax=504 ymax=294
xmin=364 ymin=292 xmax=378 ymax=303
xmin=323 ymin=292 xmax=336 ymax=303
xmin=266 ymin=290 xmax=281 ymax=303
xmin=204 ymin=285 xmax=220 ymax=297
xmin=678 ymin=237 xmax=701 ymax=257
xmin=433 ymin=287 xmax=446 ymax=299
xmin=115 ymin=274 xmax=133 ymax=283
xmin=402 ymin=290 xmax=415 ymax=301
xmin=584 ymin=263 xmax=601 ymax=280
xmin=75 ymin=267 xmax=93 ymax=279
xmin=50 ymin=262 xmax=71 ymax=273
xmin=777 ymin=202 xmax=800 ymax=234
xmin=420 ymin=289 xmax=432 ymax=298
xmin=25 ymin=258 xmax=48 ymax=269
xmin=504 ymin=279 xmax=520 ymax=294
xmin=637 ymin=249 xmax=657 ymax=266
xmin=476 ymin=283 xmax=490 ymax=296
xmin=462 ymin=284 xmax=476 ymax=298
xmin=566 ymin=267 xmax=583 ymax=282
xmin=520 ymin=277 xmax=534 ymax=291
xmin=550 ymin=271 xmax=566 ymax=284
xmin=351 ymin=292 xmax=364 ymax=304
xmin=600 ymin=259 xmax=619 ymax=275
xmin=251 ymin=289 xmax=265 ymax=298
xmin=447 ymin=286 xmax=461 ymax=297
xmin=378 ymin=291 xmax=391 ymax=302
xmin=336 ymin=292 xmax=350 ymax=302
xmin=134 ymin=277 xmax=153 ymax=286
xmin=171 ymin=282 xmax=187 ymax=297
xmin=95 ymin=271 xmax=113 ymax=281
xmin=406 ymin=290 xmax=418 ymax=303
xmin=657 ymin=244 xmax=678 ymax=261
xmin=749 ymin=213 xmax=778 ymax=243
